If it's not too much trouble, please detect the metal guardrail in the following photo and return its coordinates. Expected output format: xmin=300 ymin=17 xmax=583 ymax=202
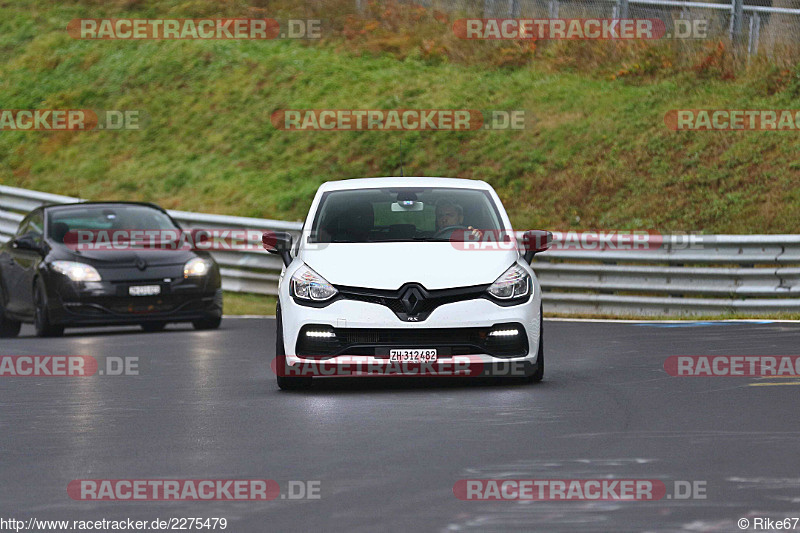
xmin=536 ymin=233 xmax=800 ymax=314
xmin=2 ymin=184 xmax=800 ymax=315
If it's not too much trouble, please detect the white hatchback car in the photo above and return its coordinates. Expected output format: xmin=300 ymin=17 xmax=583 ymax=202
xmin=263 ymin=177 xmax=550 ymax=389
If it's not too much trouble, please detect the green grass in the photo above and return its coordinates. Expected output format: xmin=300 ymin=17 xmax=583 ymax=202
xmin=1 ymin=0 xmax=799 ymax=235
xmin=223 ymin=291 xmax=276 ymax=315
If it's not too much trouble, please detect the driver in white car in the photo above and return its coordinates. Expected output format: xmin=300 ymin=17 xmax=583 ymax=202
xmin=435 ymin=198 xmax=482 ymax=238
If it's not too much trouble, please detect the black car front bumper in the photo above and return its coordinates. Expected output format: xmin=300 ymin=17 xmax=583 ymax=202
xmin=44 ymin=271 xmax=222 ymax=327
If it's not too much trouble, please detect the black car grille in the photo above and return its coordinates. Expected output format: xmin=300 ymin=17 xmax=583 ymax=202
xmin=108 ymin=298 xmax=184 ymax=314
xmin=296 ymin=324 xmax=528 ymax=358
xmin=344 ymin=330 xmax=381 ymax=344
xmin=336 ymin=283 xmax=489 ymax=322
xmin=65 ymin=296 xmax=195 ymax=316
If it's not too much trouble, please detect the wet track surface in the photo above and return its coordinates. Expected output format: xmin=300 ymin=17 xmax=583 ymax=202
xmin=2 ymin=318 xmax=800 ymax=532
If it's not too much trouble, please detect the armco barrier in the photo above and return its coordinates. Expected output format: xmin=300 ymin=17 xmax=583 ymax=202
xmin=2 ymin=184 xmax=799 ymax=315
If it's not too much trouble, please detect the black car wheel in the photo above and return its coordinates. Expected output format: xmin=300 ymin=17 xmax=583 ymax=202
xmin=275 ymin=306 xmax=312 ymax=391
xmin=34 ymin=280 xmax=64 ymax=338
xmin=0 ymin=294 xmax=21 ymax=338
xmin=192 ymin=316 xmax=222 ymax=330
xmin=141 ymin=322 xmax=167 ymax=332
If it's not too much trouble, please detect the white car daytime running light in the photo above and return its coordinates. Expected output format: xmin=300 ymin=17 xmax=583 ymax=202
xmin=487 ymin=264 xmax=531 ymax=300
xmin=305 ymin=330 xmax=336 ymax=338
xmin=51 ymin=261 xmax=102 ymax=282
xmin=290 ymin=265 xmax=338 ymax=302
xmin=184 ymin=257 xmax=210 ymax=278
xmin=488 ymin=329 xmax=519 ymax=337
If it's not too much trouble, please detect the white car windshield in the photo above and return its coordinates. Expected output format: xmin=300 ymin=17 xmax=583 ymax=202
xmin=310 ymin=187 xmax=503 ymax=243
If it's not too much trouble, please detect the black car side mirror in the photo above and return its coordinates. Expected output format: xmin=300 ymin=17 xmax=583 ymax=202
xmin=262 ymin=231 xmax=293 ymax=267
xmin=521 ymin=230 xmax=552 ymax=263
xmin=11 ymin=235 xmax=41 ymax=254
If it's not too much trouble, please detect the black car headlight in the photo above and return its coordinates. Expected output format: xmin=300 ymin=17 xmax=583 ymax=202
xmin=51 ymin=261 xmax=102 ymax=282
xmin=183 ymin=257 xmax=211 ymax=278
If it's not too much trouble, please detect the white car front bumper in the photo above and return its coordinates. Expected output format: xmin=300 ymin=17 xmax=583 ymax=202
xmin=279 ymin=282 xmax=542 ymax=377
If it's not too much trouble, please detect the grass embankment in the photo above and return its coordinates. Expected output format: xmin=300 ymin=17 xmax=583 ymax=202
xmin=1 ymin=0 xmax=799 ymax=233
xmin=2 ymin=1 xmax=799 ymax=316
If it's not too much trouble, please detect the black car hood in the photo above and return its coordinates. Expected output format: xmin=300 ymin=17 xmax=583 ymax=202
xmin=53 ymin=246 xmax=196 ymax=268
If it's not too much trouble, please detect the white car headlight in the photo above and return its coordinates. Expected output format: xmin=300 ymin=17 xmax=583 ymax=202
xmin=183 ymin=257 xmax=211 ymax=278
xmin=51 ymin=261 xmax=102 ymax=282
xmin=290 ymin=264 xmax=338 ymax=301
xmin=487 ymin=264 xmax=531 ymax=300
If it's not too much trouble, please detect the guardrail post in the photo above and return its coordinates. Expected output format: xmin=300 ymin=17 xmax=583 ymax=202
xmin=730 ymin=0 xmax=744 ymax=42
xmin=747 ymin=12 xmax=761 ymax=55
xmin=548 ymin=0 xmax=560 ymax=18
xmin=482 ymin=0 xmax=517 ymax=17
xmin=618 ymin=0 xmax=630 ymax=20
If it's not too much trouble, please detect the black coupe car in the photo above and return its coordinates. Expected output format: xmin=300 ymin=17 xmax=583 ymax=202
xmin=0 ymin=202 xmax=222 ymax=337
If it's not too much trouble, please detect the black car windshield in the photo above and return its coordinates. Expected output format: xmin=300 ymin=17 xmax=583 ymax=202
xmin=48 ymin=205 xmax=179 ymax=243
xmin=310 ymin=188 xmax=503 ymax=243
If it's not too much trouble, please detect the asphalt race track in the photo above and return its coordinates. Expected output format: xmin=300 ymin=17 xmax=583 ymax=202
xmin=2 ymin=318 xmax=800 ymax=532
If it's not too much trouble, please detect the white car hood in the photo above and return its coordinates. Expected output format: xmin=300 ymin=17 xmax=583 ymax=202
xmin=299 ymin=243 xmax=518 ymax=290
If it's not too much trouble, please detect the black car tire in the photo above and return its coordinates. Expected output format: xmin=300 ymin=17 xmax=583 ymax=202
xmin=192 ymin=316 xmax=221 ymax=330
xmin=34 ymin=280 xmax=64 ymax=338
xmin=0 ymin=296 xmax=21 ymax=338
xmin=275 ymin=306 xmax=312 ymax=391
xmin=141 ymin=322 xmax=167 ymax=332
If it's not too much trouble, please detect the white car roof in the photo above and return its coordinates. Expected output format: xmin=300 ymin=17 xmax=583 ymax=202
xmin=318 ymin=177 xmax=492 ymax=192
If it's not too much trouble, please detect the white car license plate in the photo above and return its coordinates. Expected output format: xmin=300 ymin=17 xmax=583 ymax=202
xmin=389 ymin=349 xmax=437 ymax=362
xmin=129 ymin=285 xmax=161 ymax=297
